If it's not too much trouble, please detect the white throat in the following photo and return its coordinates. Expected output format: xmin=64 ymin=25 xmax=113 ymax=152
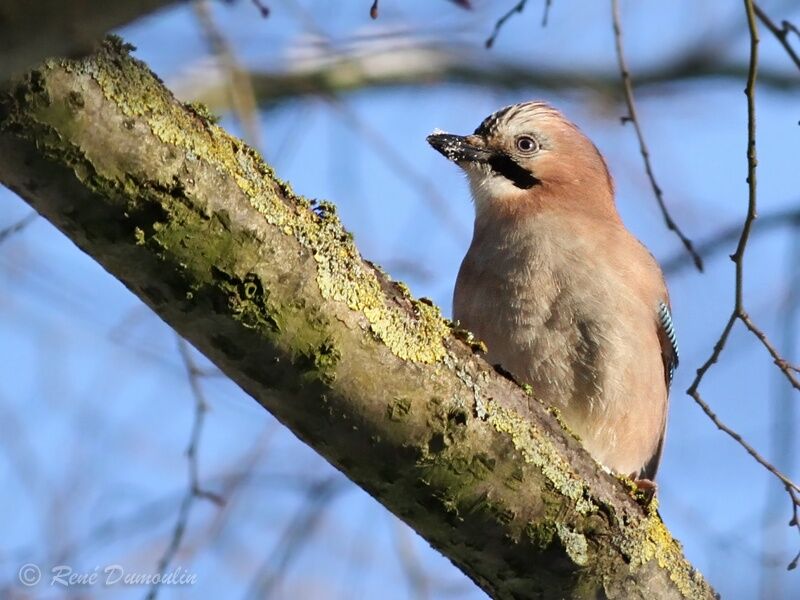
xmin=464 ymin=164 xmax=522 ymax=216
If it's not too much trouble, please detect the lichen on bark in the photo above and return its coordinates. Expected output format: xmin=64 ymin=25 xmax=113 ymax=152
xmin=60 ymin=35 xmax=450 ymax=364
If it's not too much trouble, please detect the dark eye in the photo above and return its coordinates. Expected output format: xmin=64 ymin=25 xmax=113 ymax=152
xmin=515 ymin=136 xmax=538 ymax=153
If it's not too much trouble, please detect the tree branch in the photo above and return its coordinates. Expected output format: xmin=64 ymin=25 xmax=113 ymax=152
xmin=661 ymin=204 xmax=800 ymax=275
xmin=146 ymin=338 xmax=223 ymax=600
xmin=0 ymin=38 xmax=716 ymax=599
xmin=0 ymin=211 xmax=37 ymax=245
xmin=170 ymin=45 xmax=800 ymax=115
xmin=754 ymin=3 xmax=800 ymax=72
xmin=686 ymin=0 xmax=800 ymax=570
xmin=610 ymin=0 xmax=702 ymax=271
xmin=0 ymin=0 xmax=184 ymax=81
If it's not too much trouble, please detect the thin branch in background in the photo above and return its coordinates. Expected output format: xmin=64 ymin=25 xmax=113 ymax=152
xmin=194 ymin=0 xmax=263 ymax=148
xmin=728 ymin=1 xmax=800 ymax=395
xmin=195 ymin=427 xmax=277 ymax=550
xmin=485 ymin=0 xmax=528 ymax=48
xmin=610 ymin=0 xmax=703 ymax=271
xmin=789 ymin=486 xmax=800 ymax=569
xmin=663 ymin=488 xmax=788 ymax=568
xmin=661 ymin=204 xmax=800 ymax=275
xmin=393 ymin=522 xmax=431 ymax=600
xmin=754 ymin=3 xmax=800 ymax=71
xmin=761 ymin=223 xmax=800 ymax=592
xmin=0 ymin=212 xmax=36 ymax=246
xmin=371 ymin=0 xmax=473 ymax=19
xmin=251 ymin=0 xmax=270 ymax=18
xmin=541 ymin=0 xmax=553 ymax=26
xmin=326 ymin=97 xmax=469 ymax=243
xmin=245 ymin=475 xmax=346 ymax=599
xmin=686 ymin=0 xmax=800 ymax=570
xmin=276 ymin=0 xmax=469 ymax=243
xmin=739 ymin=312 xmax=800 ymax=391
xmin=145 ymin=338 xmax=224 ymax=600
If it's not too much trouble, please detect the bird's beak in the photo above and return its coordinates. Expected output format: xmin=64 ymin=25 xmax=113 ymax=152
xmin=426 ymin=133 xmax=492 ymax=164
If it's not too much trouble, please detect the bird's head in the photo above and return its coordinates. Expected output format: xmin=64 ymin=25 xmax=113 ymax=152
xmin=427 ymin=102 xmax=616 ymax=219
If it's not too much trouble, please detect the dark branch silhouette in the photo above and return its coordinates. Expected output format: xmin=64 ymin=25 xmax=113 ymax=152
xmin=146 ymin=339 xmax=223 ymax=600
xmin=0 ymin=212 xmax=37 ymax=246
xmin=686 ymin=0 xmax=800 ymax=570
xmin=611 ymin=0 xmax=703 ymax=271
xmin=755 ymin=3 xmax=800 ymax=71
xmin=486 ymin=1 xmax=528 ymax=48
xmin=662 ymin=205 xmax=800 ymax=275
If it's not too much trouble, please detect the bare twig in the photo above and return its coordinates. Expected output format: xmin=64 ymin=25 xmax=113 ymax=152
xmin=662 ymin=204 xmax=800 ymax=275
xmin=789 ymin=486 xmax=800 ymax=569
xmin=611 ymin=0 xmax=703 ymax=271
xmin=754 ymin=3 xmax=800 ymax=71
xmin=174 ymin=46 xmax=800 ymax=119
xmin=325 ymin=97 xmax=468 ymax=243
xmin=739 ymin=312 xmax=800 ymax=390
xmin=0 ymin=212 xmax=36 ymax=246
xmin=486 ymin=1 xmax=528 ymax=48
xmin=194 ymin=0 xmax=263 ymax=148
xmin=731 ymin=2 xmax=800 ymax=395
xmin=760 ymin=223 xmax=800 ymax=590
xmin=145 ymin=338 xmax=223 ymax=600
xmin=248 ymin=0 xmax=270 ymax=17
xmin=275 ymin=2 xmax=467 ymax=243
xmin=393 ymin=522 xmax=432 ymax=600
xmin=541 ymin=0 xmax=553 ymax=26
xmin=485 ymin=1 xmax=553 ymax=46
xmin=245 ymin=475 xmax=346 ymax=599
xmin=686 ymin=0 xmax=800 ymax=570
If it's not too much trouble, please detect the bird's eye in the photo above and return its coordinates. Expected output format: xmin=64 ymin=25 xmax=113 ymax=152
xmin=515 ymin=136 xmax=539 ymax=153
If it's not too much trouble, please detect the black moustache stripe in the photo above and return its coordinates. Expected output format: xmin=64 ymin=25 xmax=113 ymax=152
xmin=487 ymin=154 xmax=539 ymax=189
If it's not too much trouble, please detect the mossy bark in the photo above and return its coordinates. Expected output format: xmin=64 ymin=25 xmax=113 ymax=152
xmin=0 ymin=39 xmax=717 ymax=600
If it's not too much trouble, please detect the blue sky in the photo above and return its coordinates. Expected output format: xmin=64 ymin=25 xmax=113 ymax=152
xmin=1 ymin=1 xmax=799 ymax=598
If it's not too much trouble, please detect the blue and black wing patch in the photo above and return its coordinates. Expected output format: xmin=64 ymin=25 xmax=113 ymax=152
xmin=641 ymin=300 xmax=679 ymax=481
xmin=657 ymin=301 xmax=679 ymax=387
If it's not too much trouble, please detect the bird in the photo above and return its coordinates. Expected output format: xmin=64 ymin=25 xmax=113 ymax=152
xmin=427 ymin=101 xmax=678 ymax=485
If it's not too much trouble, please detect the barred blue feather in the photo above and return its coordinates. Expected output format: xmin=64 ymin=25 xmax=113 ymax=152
xmin=658 ymin=301 xmax=679 ymax=386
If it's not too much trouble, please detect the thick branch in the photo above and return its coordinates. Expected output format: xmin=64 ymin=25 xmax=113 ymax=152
xmin=171 ymin=45 xmax=800 ymax=112
xmin=0 ymin=39 xmax=716 ymax=600
xmin=0 ymin=0 xmax=182 ymax=80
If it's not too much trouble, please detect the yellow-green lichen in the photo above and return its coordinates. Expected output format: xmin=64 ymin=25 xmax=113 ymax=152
xmin=483 ymin=398 xmax=596 ymax=515
xmin=542 ymin=402 xmax=581 ymax=443
xmin=58 ymin=37 xmax=449 ymax=363
xmin=556 ymin=524 xmax=589 ymax=567
xmin=487 ymin=389 xmax=709 ymax=599
xmin=450 ymin=325 xmax=488 ymax=354
xmin=614 ymin=507 xmax=707 ymax=599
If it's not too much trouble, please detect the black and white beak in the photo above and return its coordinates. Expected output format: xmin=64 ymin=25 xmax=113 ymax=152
xmin=427 ymin=132 xmax=539 ymax=190
xmin=426 ymin=133 xmax=493 ymax=164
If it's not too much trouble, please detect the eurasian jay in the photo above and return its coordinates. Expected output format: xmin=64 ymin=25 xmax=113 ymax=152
xmin=427 ymin=101 xmax=678 ymax=483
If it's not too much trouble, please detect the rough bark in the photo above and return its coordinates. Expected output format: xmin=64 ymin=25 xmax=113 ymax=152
xmin=0 ymin=39 xmax=717 ymax=600
xmin=0 ymin=0 xmax=182 ymax=80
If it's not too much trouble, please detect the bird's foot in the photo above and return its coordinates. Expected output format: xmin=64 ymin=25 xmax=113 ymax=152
xmin=630 ymin=476 xmax=658 ymax=506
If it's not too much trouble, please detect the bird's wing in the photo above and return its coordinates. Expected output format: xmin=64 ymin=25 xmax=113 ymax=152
xmin=657 ymin=300 xmax=679 ymax=388
xmin=640 ymin=300 xmax=679 ymax=481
